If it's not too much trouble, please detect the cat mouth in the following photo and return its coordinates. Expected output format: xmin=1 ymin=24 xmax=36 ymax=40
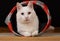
xmin=24 ymin=19 xmax=31 ymax=24
xmin=25 ymin=20 xmax=30 ymax=23
xmin=25 ymin=19 xmax=29 ymax=21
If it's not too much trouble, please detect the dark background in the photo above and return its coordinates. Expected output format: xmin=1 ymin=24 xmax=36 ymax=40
xmin=0 ymin=0 xmax=60 ymax=27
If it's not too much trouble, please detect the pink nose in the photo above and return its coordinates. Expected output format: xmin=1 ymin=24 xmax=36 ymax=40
xmin=25 ymin=17 xmax=28 ymax=19
xmin=25 ymin=17 xmax=29 ymax=21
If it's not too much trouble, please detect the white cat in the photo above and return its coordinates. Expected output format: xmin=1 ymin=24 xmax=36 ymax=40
xmin=16 ymin=2 xmax=39 ymax=36
xmin=16 ymin=2 xmax=54 ymax=36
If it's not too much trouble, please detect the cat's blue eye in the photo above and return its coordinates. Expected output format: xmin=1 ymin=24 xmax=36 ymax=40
xmin=21 ymin=13 xmax=24 ymax=15
xmin=28 ymin=12 xmax=31 ymax=15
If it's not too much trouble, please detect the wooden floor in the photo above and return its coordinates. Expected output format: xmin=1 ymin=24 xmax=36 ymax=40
xmin=0 ymin=33 xmax=60 ymax=41
xmin=0 ymin=27 xmax=60 ymax=41
xmin=0 ymin=36 xmax=60 ymax=41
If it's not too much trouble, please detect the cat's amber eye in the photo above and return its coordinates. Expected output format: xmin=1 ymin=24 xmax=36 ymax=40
xmin=21 ymin=13 xmax=24 ymax=15
xmin=28 ymin=12 xmax=31 ymax=15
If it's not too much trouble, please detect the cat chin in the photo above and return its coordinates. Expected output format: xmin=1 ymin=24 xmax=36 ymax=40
xmin=20 ymin=21 xmax=31 ymax=24
xmin=23 ymin=21 xmax=31 ymax=24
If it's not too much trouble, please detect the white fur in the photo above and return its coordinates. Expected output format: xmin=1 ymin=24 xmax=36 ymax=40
xmin=16 ymin=2 xmax=55 ymax=36
xmin=16 ymin=2 xmax=39 ymax=36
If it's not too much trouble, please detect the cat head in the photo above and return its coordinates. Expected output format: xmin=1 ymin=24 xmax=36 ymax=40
xmin=16 ymin=2 xmax=37 ymax=24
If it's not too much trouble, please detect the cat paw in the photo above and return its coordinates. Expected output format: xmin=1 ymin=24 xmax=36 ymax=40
xmin=21 ymin=32 xmax=31 ymax=36
xmin=32 ymin=30 xmax=38 ymax=36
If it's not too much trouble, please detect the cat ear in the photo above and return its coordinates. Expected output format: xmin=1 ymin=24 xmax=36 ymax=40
xmin=16 ymin=2 xmax=22 ymax=10
xmin=27 ymin=2 xmax=33 ymax=9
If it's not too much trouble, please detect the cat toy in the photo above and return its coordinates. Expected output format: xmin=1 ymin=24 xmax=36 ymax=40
xmin=5 ymin=1 xmax=51 ymax=36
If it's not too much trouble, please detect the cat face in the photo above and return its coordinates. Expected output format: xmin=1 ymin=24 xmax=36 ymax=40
xmin=16 ymin=2 xmax=36 ymax=24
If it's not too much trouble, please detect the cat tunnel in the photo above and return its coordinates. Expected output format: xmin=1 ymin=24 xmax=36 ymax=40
xmin=5 ymin=1 xmax=51 ymax=36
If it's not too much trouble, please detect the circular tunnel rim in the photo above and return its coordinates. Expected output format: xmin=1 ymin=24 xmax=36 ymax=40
xmin=5 ymin=1 xmax=51 ymax=36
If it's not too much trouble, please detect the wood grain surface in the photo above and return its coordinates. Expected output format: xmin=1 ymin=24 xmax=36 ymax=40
xmin=0 ymin=27 xmax=60 ymax=41
xmin=0 ymin=36 xmax=60 ymax=41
